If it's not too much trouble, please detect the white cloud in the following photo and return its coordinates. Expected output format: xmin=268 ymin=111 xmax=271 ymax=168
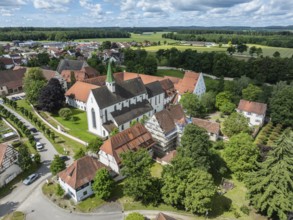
xmin=79 ymin=0 xmax=102 ymax=16
xmin=32 ymin=0 xmax=71 ymax=12
xmin=0 ymin=0 xmax=27 ymax=6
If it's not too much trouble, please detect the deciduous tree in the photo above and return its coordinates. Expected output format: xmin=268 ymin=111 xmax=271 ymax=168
xmin=50 ymin=155 xmax=66 ymax=175
xmin=92 ymin=168 xmax=114 ymax=199
xmin=180 ymin=92 xmax=205 ymax=117
xmin=222 ymin=112 xmax=250 ymax=137
xmin=242 ymin=84 xmax=262 ymax=101
xmin=18 ymin=145 xmax=33 ymax=171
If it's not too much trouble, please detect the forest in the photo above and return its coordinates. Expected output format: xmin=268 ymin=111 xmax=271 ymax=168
xmin=162 ymin=31 xmax=293 ymax=48
xmin=0 ymin=27 xmax=130 ymax=41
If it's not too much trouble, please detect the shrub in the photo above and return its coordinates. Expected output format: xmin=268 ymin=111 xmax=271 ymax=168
xmin=240 ymin=205 xmax=250 ymax=215
xmin=233 ymin=210 xmax=241 ymax=218
xmin=125 ymin=212 xmax=145 ymax=220
xmin=56 ymin=184 xmax=65 ymax=197
xmin=58 ymin=108 xmax=72 ymax=120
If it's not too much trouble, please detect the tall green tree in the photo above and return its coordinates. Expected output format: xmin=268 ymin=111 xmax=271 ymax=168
xmin=184 ymin=169 xmax=216 ymax=214
xmin=223 ymin=133 xmax=258 ymax=180
xmin=87 ymin=137 xmax=103 ymax=152
xmin=178 ymin=124 xmax=212 ymax=170
xmin=200 ymin=91 xmax=216 ymax=113
xmin=50 ymin=155 xmax=66 ymax=175
xmin=143 ymin=55 xmax=158 ymax=75
xmin=23 ymin=68 xmax=47 ymax=104
xmin=246 ymin=130 xmax=293 ymax=220
xmin=242 ymin=84 xmax=262 ymax=101
xmin=270 ymin=84 xmax=293 ymax=127
xmin=18 ymin=146 xmax=33 ymax=171
xmin=180 ymin=92 xmax=205 ymax=117
xmin=92 ymin=168 xmax=114 ymax=199
xmin=215 ymin=91 xmax=235 ymax=114
xmin=222 ymin=112 xmax=250 ymax=137
xmin=38 ymin=78 xmax=65 ymax=113
xmin=74 ymin=148 xmax=86 ymax=160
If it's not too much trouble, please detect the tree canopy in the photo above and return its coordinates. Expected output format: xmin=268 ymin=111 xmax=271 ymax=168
xmin=246 ymin=130 xmax=293 ymax=220
xmin=125 ymin=212 xmax=145 ymax=220
xmin=180 ymin=92 xmax=205 ymax=117
xmin=215 ymin=91 xmax=235 ymax=114
xmin=50 ymin=155 xmax=66 ymax=175
xmin=222 ymin=112 xmax=250 ymax=137
xmin=242 ymin=84 xmax=263 ymax=101
xmin=38 ymin=78 xmax=65 ymax=113
xmin=23 ymin=67 xmax=47 ymax=104
xmin=270 ymin=83 xmax=293 ymax=127
xmin=18 ymin=145 xmax=33 ymax=171
xmin=92 ymin=168 xmax=114 ymax=199
xmin=223 ymin=133 xmax=258 ymax=180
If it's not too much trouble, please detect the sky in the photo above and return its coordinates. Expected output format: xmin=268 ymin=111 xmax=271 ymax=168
xmin=0 ymin=0 xmax=292 ymax=27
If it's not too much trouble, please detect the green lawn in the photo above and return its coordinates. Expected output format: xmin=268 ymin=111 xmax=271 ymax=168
xmin=246 ymin=44 xmax=293 ymax=58
xmin=51 ymin=108 xmax=97 ymax=143
xmin=3 ymin=211 xmax=25 ymax=220
xmin=141 ymin=45 xmax=227 ymax=53
xmin=76 ymin=195 xmax=105 ymax=212
xmin=155 ymin=69 xmax=184 ymax=79
xmin=16 ymin=100 xmax=85 ymax=155
xmin=76 ymin=32 xmax=177 ymax=43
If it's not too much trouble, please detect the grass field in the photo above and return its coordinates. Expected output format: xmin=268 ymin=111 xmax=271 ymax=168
xmin=156 ymin=69 xmax=185 ymax=78
xmin=16 ymin=100 xmax=85 ymax=154
xmin=51 ymin=108 xmax=97 ymax=143
xmin=3 ymin=211 xmax=25 ymax=220
xmin=245 ymin=44 xmax=293 ymax=58
xmin=142 ymin=45 xmax=227 ymax=53
xmin=76 ymin=32 xmax=177 ymax=43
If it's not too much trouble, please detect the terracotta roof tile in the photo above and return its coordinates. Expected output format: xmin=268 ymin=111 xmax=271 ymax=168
xmin=65 ymin=81 xmax=99 ymax=103
xmin=0 ymin=69 xmax=26 ymax=90
xmin=192 ymin=118 xmax=220 ymax=135
xmin=41 ymin=69 xmax=56 ymax=81
xmin=159 ymin=150 xmax=177 ymax=164
xmin=156 ymin=212 xmax=177 ymax=220
xmin=58 ymin=156 xmax=107 ymax=189
xmin=122 ymin=72 xmax=163 ymax=84
xmin=0 ymin=143 xmax=8 ymax=167
xmin=167 ymin=104 xmax=186 ymax=125
xmin=237 ymin=99 xmax=267 ymax=115
xmin=177 ymin=71 xmax=200 ymax=94
xmin=100 ymin=123 xmax=155 ymax=164
xmin=154 ymin=110 xmax=176 ymax=134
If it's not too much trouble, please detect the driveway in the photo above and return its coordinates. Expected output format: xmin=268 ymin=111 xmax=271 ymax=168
xmin=0 ymin=104 xmax=59 ymax=217
xmin=17 ymin=184 xmax=123 ymax=220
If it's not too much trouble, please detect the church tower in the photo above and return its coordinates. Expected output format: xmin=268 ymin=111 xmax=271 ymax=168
xmin=106 ymin=61 xmax=115 ymax=93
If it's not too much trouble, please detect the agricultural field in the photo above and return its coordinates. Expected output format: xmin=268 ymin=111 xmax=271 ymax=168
xmin=244 ymin=44 xmax=293 ymax=58
xmin=76 ymin=32 xmax=177 ymax=43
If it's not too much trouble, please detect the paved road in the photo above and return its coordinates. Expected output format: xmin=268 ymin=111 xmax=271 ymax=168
xmin=0 ymin=104 xmax=59 ymax=217
xmin=17 ymin=184 xmax=123 ymax=220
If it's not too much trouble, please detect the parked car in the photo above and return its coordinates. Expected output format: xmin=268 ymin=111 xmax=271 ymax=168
xmin=60 ymin=155 xmax=70 ymax=161
xmin=23 ymin=173 xmax=39 ymax=185
xmin=30 ymin=127 xmax=38 ymax=133
xmin=36 ymin=142 xmax=44 ymax=151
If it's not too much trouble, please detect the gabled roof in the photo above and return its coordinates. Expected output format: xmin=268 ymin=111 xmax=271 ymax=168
xmin=177 ymin=71 xmax=200 ymax=94
xmin=159 ymin=150 xmax=177 ymax=164
xmin=61 ymin=70 xmax=86 ymax=83
xmin=41 ymin=69 xmax=56 ymax=81
xmin=237 ymin=99 xmax=267 ymax=115
xmin=65 ymin=81 xmax=99 ymax=103
xmin=100 ymin=123 xmax=155 ymax=165
xmin=167 ymin=104 xmax=187 ymax=125
xmin=56 ymin=59 xmax=88 ymax=73
xmin=155 ymin=212 xmax=177 ymax=220
xmin=0 ymin=57 xmax=14 ymax=66
xmin=154 ymin=110 xmax=176 ymax=134
xmin=192 ymin=118 xmax=220 ymax=135
xmin=91 ymin=77 xmax=147 ymax=109
xmin=58 ymin=156 xmax=107 ymax=189
xmin=0 ymin=69 xmax=26 ymax=89
xmin=145 ymin=81 xmax=164 ymax=98
xmin=122 ymin=72 xmax=163 ymax=84
xmin=83 ymin=72 xmax=124 ymax=86
xmin=0 ymin=143 xmax=8 ymax=167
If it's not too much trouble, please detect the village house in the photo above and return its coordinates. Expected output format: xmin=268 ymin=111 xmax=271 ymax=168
xmin=98 ymin=123 xmax=155 ymax=174
xmin=145 ymin=104 xmax=187 ymax=155
xmin=236 ymin=99 xmax=267 ymax=126
xmin=192 ymin=118 xmax=220 ymax=141
xmin=0 ymin=69 xmax=26 ymax=95
xmin=65 ymin=81 xmax=99 ymax=110
xmin=58 ymin=155 xmax=107 ymax=202
xmin=0 ymin=143 xmax=21 ymax=187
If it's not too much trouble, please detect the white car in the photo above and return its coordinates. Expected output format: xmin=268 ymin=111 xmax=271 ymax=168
xmin=23 ymin=173 xmax=39 ymax=185
xmin=36 ymin=142 xmax=44 ymax=151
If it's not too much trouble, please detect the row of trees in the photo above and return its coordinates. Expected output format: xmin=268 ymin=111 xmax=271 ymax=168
xmin=162 ymin=31 xmax=293 ymax=48
xmin=0 ymin=29 xmax=130 ymax=41
xmin=155 ymin=48 xmax=293 ymax=84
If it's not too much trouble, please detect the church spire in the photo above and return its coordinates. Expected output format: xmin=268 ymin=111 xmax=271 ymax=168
xmin=106 ymin=61 xmax=115 ymax=93
xmin=106 ymin=61 xmax=114 ymax=83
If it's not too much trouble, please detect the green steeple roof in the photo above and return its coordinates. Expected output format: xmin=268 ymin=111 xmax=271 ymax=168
xmin=106 ymin=62 xmax=114 ymax=83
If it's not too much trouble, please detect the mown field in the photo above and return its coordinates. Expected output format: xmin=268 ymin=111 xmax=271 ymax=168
xmin=77 ymin=32 xmax=293 ymax=58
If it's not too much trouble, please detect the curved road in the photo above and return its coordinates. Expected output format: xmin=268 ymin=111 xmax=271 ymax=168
xmin=0 ymin=104 xmax=58 ymax=217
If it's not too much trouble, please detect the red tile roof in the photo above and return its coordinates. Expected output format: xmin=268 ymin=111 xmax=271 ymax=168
xmin=58 ymin=156 xmax=107 ymax=190
xmin=100 ymin=123 xmax=155 ymax=165
xmin=0 ymin=69 xmax=26 ymax=90
xmin=0 ymin=143 xmax=8 ymax=167
xmin=154 ymin=110 xmax=176 ymax=134
xmin=237 ymin=99 xmax=267 ymax=115
xmin=177 ymin=71 xmax=200 ymax=94
xmin=41 ymin=69 xmax=56 ymax=81
xmin=159 ymin=150 xmax=177 ymax=164
xmin=65 ymin=81 xmax=99 ymax=103
xmin=192 ymin=118 xmax=220 ymax=135
xmin=167 ymin=104 xmax=186 ymax=125
xmin=156 ymin=212 xmax=177 ymax=220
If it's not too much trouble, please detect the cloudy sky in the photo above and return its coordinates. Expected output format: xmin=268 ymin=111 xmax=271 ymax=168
xmin=0 ymin=0 xmax=292 ymax=27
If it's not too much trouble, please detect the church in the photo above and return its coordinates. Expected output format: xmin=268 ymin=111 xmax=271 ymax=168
xmin=86 ymin=62 xmax=206 ymax=138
